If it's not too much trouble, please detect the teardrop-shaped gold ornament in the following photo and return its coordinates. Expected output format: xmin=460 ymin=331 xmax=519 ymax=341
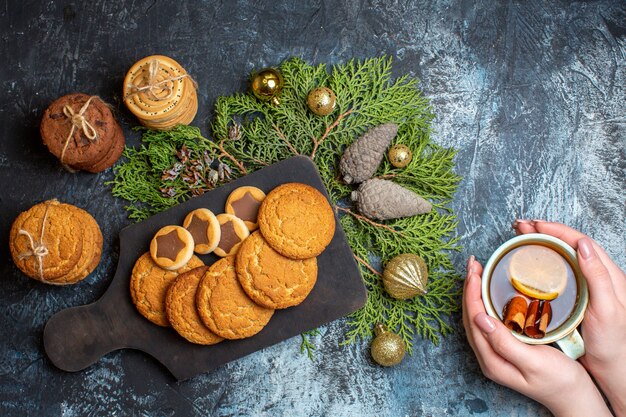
xmin=383 ymin=253 xmax=428 ymax=299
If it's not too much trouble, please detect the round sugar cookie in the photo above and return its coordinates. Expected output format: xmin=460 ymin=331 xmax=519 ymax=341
xmin=196 ymin=257 xmax=274 ymax=339
xmin=225 ymin=186 xmax=266 ymax=231
xmin=213 ymin=213 xmax=249 ymax=257
xmin=10 ymin=199 xmax=84 ymax=283
xmin=130 ymin=252 xmax=204 ymax=327
xmin=54 ymin=204 xmax=103 ymax=284
xmin=183 ymin=208 xmax=220 ymax=254
xmin=258 ymin=183 xmax=335 ymax=259
xmin=165 ymin=266 xmax=223 ymax=345
xmin=236 ymin=231 xmax=318 ymax=309
xmin=149 ymin=225 xmax=195 ymax=270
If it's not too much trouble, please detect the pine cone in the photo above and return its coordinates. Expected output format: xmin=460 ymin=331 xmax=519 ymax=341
xmin=351 ymin=178 xmax=432 ymax=220
xmin=339 ymin=123 xmax=398 ymax=184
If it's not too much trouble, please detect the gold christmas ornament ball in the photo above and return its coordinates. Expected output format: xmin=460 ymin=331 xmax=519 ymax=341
xmin=306 ymin=87 xmax=336 ymax=116
xmin=383 ymin=253 xmax=428 ymax=300
xmin=388 ymin=144 xmax=413 ymax=168
xmin=370 ymin=323 xmax=406 ymax=367
xmin=250 ymin=68 xmax=284 ymax=105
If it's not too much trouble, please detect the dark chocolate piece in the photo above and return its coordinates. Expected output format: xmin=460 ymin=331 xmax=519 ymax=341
xmin=156 ymin=230 xmax=185 ymax=261
xmin=186 ymin=215 xmax=209 ymax=245
xmin=230 ymin=192 xmax=261 ymax=222
xmin=218 ymin=221 xmax=241 ymax=253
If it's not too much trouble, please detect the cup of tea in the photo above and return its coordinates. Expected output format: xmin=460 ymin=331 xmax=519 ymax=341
xmin=481 ymin=233 xmax=589 ymax=359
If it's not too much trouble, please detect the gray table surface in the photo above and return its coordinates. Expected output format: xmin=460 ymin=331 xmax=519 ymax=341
xmin=1 ymin=1 xmax=624 ymax=416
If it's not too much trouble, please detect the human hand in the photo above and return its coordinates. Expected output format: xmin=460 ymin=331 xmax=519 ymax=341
xmin=513 ymin=220 xmax=626 ymax=416
xmin=463 ymin=256 xmax=612 ymax=416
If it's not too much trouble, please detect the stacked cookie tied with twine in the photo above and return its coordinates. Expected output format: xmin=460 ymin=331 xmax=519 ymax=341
xmin=129 ymin=182 xmax=336 ymax=345
xmin=40 ymin=93 xmax=125 ymax=173
xmin=9 ymin=200 xmax=103 ymax=285
xmin=123 ymin=55 xmax=198 ymax=130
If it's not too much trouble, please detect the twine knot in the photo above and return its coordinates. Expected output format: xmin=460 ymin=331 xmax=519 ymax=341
xmin=60 ymin=96 xmax=99 ymax=171
xmin=126 ymin=58 xmax=193 ymax=101
xmin=17 ymin=205 xmax=51 ymax=280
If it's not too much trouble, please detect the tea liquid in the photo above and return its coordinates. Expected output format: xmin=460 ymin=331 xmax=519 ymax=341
xmin=489 ymin=244 xmax=577 ymax=332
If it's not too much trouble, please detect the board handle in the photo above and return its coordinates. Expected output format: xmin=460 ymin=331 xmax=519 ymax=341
xmin=43 ymin=300 xmax=128 ymax=372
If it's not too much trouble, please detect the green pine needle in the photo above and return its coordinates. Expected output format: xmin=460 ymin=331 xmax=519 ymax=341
xmin=108 ymin=56 xmax=462 ymax=354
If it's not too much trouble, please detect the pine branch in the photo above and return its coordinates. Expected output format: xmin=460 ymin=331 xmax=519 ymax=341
xmin=108 ymin=56 xmax=463 ymax=355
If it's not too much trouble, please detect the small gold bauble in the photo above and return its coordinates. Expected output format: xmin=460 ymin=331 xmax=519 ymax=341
xmin=306 ymin=87 xmax=336 ymax=116
xmin=388 ymin=144 xmax=413 ymax=168
xmin=370 ymin=323 xmax=406 ymax=367
xmin=250 ymin=68 xmax=284 ymax=106
xmin=383 ymin=253 xmax=428 ymax=300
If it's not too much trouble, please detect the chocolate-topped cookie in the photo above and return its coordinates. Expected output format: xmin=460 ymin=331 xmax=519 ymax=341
xmin=40 ymin=93 xmax=125 ymax=172
xmin=213 ymin=214 xmax=249 ymax=257
xmin=182 ymin=208 xmax=220 ymax=255
xmin=225 ymin=186 xmax=266 ymax=231
xmin=149 ymin=225 xmax=195 ymax=271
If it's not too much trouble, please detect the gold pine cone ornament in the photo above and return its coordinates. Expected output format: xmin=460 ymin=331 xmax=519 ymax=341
xmin=383 ymin=253 xmax=428 ymax=299
xmin=370 ymin=323 xmax=406 ymax=366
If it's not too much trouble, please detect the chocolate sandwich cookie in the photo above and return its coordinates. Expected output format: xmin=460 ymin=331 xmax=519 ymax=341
xmin=196 ymin=256 xmax=274 ymax=339
xmin=182 ymin=208 xmax=220 ymax=255
xmin=149 ymin=225 xmax=195 ymax=271
xmin=213 ymin=214 xmax=249 ymax=257
xmin=166 ymin=266 xmax=223 ymax=345
xmin=258 ymin=183 xmax=336 ymax=259
xmin=225 ymin=186 xmax=266 ymax=231
xmin=130 ymin=252 xmax=204 ymax=327
xmin=10 ymin=200 xmax=84 ymax=283
xmin=236 ymin=231 xmax=318 ymax=309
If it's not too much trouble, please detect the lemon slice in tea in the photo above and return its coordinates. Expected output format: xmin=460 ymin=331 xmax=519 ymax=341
xmin=509 ymin=245 xmax=568 ymax=300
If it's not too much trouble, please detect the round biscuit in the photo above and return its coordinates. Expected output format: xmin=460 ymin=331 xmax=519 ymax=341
xmin=258 ymin=183 xmax=335 ymax=259
xmin=130 ymin=253 xmax=204 ymax=327
xmin=166 ymin=266 xmax=223 ymax=345
xmin=196 ymin=257 xmax=274 ymax=339
xmin=236 ymin=231 xmax=317 ymax=309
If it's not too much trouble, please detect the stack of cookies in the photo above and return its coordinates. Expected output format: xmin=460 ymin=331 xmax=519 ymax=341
xmin=129 ymin=182 xmax=336 ymax=346
xmin=123 ymin=55 xmax=198 ymax=130
xmin=40 ymin=93 xmax=125 ymax=173
xmin=9 ymin=199 xmax=103 ymax=285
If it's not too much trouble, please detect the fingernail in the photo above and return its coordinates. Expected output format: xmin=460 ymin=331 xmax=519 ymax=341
xmin=474 ymin=312 xmax=496 ymax=333
xmin=467 ymin=255 xmax=475 ymax=272
xmin=532 ymin=219 xmax=545 ymax=223
xmin=578 ymin=238 xmax=596 ymax=260
xmin=515 ymin=219 xmax=532 ymax=224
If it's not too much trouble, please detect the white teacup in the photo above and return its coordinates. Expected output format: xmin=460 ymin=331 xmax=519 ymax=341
xmin=481 ymin=234 xmax=588 ymax=359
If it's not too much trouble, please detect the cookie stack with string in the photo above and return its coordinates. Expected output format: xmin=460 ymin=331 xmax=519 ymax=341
xmin=9 ymin=199 xmax=103 ymax=285
xmin=123 ymin=55 xmax=198 ymax=130
xmin=40 ymin=93 xmax=125 ymax=173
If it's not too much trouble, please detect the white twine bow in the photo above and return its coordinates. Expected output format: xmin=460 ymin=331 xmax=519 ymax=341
xmin=60 ymin=96 xmax=99 ymax=171
xmin=18 ymin=204 xmax=50 ymax=280
xmin=126 ymin=58 xmax=190 ymax=101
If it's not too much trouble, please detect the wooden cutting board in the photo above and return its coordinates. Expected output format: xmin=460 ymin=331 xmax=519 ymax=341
xmin=43 ymin=156 xmax=367 ymax=380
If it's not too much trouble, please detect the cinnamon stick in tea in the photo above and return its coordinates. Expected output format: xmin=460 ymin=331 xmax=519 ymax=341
xmin=503 ymin=296 xmax=528 ymax=333
xmin=524 ymin=300 xmax=552 ymax=339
